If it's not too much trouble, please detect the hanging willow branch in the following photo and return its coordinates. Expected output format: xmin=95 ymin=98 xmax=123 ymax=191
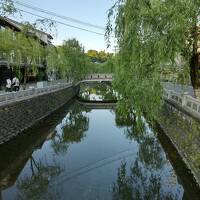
xmin=106 ymin=0 xmax=200 ymax=121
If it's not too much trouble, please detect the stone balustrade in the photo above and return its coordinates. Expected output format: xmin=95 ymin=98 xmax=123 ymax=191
xmin=0 ymin=80 xmax=72 ymax=106
xmin=82 ymin=74 xmax=113 ymax=80
xmin=164 ymin=89 xmax=200 ymax=119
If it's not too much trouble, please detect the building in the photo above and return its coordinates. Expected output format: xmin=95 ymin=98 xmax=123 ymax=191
xmin=0 ymin=16 xmax=53 ymax=45
xmin=0 ymin=16 xmax=53 ymax=88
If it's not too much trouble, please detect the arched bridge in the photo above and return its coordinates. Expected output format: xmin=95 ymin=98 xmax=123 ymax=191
xmin=76 ymin=98 xmax=117 ymax=110
xmin=81 ymin=74 xmax=113 ymax=83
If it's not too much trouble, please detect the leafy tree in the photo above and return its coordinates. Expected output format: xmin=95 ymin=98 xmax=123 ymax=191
xmin=106 ymin=0 xmax=200 ymax=120
xmin=0 ymin=27 xmax=45 ymax=86
xmin=87 ymin=49 xmax=98 ymax=62
xmin=89 ymin=56 xmax=116 ymax=74
xmin=46 ymin=45 xmax=67 ymax=79
xmin=62 ymin=39 xmax=88 ymax=80
xmin=98 ymin=50 xmax=109 ymax=63
xmin=86 ymin=49 xmax=113 ymax=63
xmin=0 ymin=1 xmax=90 ymax=84
xmin=0 ymin=0 xmax=17 ymax=16
xmin=47 ymin=38 xmax=91 ymax=81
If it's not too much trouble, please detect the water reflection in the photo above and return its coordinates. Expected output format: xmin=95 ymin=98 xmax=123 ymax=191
xmin=52 ymin=105 xmax=90 ymax=155
xmin=79 ymin=82 xmax=117 ymax=101
xmin=112 ymin=160 xmax=181 ymax=200
xmin=113 ymin=111 xmax=182 ymax=199
xmin=16 ymin=158 xmax=62 ymax=200
xmin=0 ymin=83 xmax=199 ymax=199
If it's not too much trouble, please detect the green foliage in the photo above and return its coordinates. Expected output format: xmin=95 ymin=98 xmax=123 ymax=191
xmin=86 ymin=49 xmax=113 ymax=63
xmin=0 ymin=0 xmax=95 ymax=81
xmin=107 ymin=0 xmax=200 ymax=120
xmin=0 ymin=26 xmax=91 ymax=82
xmin=90 ymin=57 xmax=116 ymax=73
xmin=78 ymin=82 xmax=117 ymax=101
xmin=0 ymin=0 xmax=17 ymax=16
xmin=47 ymin=38 xmax=91 ymax=81
xmin=0 ymin=28 xmax=45 ymax=72
xmin=51 ymin=104 xmax=89 ymax=155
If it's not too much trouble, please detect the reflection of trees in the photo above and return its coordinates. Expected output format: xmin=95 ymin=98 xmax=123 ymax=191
xmin=138 ymin=136 xmax=166 ymax=170
xmin=113 ymin=105 xmax=182 ymax=199
xmin=79 ymin=82 xmax=117 ymax=101
xmin=113 ymin=161 xmax=162 ymax=200
xmin=115 ymin=103 xmax=146 ymax=140
xmin=16 ymin=156 xmax=62 ymax=200
xmin=52 ymin=105 xmax=89 ymax=155
xmin=124 ymin=117 xmax=166 ymax=170
xmin=113 ymin=158 xmax=180 ymax=200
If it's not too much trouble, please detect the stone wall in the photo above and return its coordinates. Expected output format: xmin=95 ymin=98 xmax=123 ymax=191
xmin=158 ymin=103 xmax=200 ymax=189
xmin=0 ymin=86 xmax=78 ymax=144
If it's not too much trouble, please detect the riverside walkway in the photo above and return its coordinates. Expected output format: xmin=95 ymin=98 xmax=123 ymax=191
xmin=0 ymin=79 xmax=72 ymax=106
xmin=0 ymin=74 xmax=113 ymax=106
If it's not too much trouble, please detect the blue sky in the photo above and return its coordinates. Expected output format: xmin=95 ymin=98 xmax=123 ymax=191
xmin=12 ymin=0 xmax=116 ymax=52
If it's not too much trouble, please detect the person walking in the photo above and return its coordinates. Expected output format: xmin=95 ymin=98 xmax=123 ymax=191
xmin=15 ymin=77 xmax=20 ymax=91
xmin=12 ymin=77 xmax=20 ymax=92
xmin=6 ymin=78 xmax=12 ymax=92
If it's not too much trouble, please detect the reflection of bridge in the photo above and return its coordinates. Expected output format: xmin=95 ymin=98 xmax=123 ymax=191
xmin=76 ymin=99 xmax=117 ymax=109
xmin=80 ymin=74 xmax=113 ymax=83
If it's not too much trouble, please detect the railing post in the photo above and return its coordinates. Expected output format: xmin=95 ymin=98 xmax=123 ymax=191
xmin=166 ymin=90 xmax=171 ymax=100
xmin=181 ymin=92 xmax=188 ymax=107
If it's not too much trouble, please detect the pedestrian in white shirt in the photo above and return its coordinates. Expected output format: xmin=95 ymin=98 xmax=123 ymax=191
xmin=6 ymin=78 xmax=12 ymax=92
xmin=15 ymin=77 xmax=20 ymax=91
xmin=12 ymin=77 xmax=20 ymax=92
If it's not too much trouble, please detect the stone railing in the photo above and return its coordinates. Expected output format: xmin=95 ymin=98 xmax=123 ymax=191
xmin=164 ymin=89 xmax=200 ymax=119
xmin=0 ymin=80 xmax=72 ymax=106
xmin=82 ymin=74 xmax=113 ymax=80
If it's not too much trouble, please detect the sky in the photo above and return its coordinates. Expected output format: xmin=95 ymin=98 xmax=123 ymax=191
xmin=12 ymin=0 xmax=117 ymax=52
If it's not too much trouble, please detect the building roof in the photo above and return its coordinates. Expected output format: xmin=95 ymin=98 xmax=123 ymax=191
xmin=0 ymin=16 xmax=53 ymax=44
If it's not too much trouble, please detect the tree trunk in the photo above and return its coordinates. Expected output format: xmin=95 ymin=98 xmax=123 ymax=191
xmin=23 ymin=59 xmax=32 ymax=90
xmin=190 ymin=54 xmax=200 ymax=98
xmin=190 ymin=25 xmax=200 ymax=99
xmin=23 ymin=66 xmax=27 ymax=90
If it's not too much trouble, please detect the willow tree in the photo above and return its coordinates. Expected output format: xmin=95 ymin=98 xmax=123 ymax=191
xmin=106 ymin=0 xmax=200 ymax=120
xmin=0 ymin=27 xmax=45 ymax=86
xmin=46 ymin=45 xmax=69 ymax=79
xmin=46 ymin=39 xmax=90 ymax=81
xmin=0 ymin=0 xmax=17 ymax=15
xmin=62 ymin=39 xmax=89 ymax=81
xmin=17 ymin=31 xmax=45 ymax=85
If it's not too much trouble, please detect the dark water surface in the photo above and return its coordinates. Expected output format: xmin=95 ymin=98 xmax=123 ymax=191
xmin=0 ymin=83 xmax=199 ymax=200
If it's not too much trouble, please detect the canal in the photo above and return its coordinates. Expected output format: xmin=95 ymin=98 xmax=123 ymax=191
xmin=0 ymin=82 xmax=199 ymax=200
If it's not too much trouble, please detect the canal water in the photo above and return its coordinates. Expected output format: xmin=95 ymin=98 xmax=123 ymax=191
xmin=0 ymin=83 xmax=199 ymax=199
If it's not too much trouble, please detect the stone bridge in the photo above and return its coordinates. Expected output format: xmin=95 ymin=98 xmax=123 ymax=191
xmin=76 ymin=96 xmax=117 ymax=109
xmin=80 ymin=74 xmax=113 ymax=83
xmin=76 ymin=99 xmax=117 ymax=109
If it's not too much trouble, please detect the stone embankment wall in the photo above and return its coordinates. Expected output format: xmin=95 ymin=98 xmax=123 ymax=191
xmin=159 ymin=103 xmax=200 ymax=189
xmin=0 ymin=86 xmax=78 ymax=144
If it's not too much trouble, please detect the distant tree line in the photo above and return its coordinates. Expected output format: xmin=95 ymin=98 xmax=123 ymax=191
xmin=86 ymin=49 xmax=113 ymax=63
